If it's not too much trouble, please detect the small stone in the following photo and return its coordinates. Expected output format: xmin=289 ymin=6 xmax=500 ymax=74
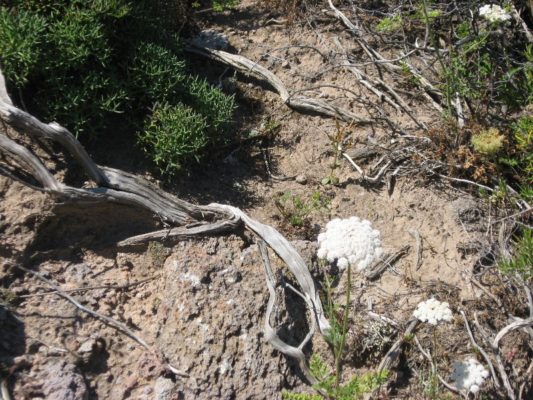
xmin=282 ymin=60 xmax=290 ymax=69
xmin=154 ymin=377 xmax=177 ymax=400
xmin=78 ymin=339 xmax=96 ymax=354
xmin=295 ymin=174 xmax=307 ymax=185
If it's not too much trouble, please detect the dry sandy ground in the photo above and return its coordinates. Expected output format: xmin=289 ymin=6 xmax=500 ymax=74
xmin=1 ymin=1 xmax=530 ymax=399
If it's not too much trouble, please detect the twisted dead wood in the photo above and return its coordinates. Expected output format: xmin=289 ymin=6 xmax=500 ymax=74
xmin=0 ymin=69 xmax=330 ymax=381
xmin=186 ymin=44 xmax=372 ymax=125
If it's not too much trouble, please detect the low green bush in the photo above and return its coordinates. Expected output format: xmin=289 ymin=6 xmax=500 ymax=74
xmin=0 ymin=8 xmax=46 ymax=86
xmin=498 ymin=229 xmax=533 ymax=282
xmin=139 ymin=103 xmax=208 ymax=175
xmin=0 ymin=0 xmax=235 ymax=174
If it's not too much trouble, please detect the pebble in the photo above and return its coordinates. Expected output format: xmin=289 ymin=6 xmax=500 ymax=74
xmin=295 ymin=174 xmax=308 ymax=185
xmin=78 ymin=339 xmax=96 ymax=354
xmin=282 ymin=60 xmax=290 ymax=69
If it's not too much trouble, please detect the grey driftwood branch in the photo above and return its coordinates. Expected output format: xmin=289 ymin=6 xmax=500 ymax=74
xmin=186 ymin=44 xmax=372 ymax=125
xmin=0 ymin=69 xmax=330 ymax=380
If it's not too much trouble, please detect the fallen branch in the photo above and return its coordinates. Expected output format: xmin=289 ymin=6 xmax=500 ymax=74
xmin=186 ymin=44 xmax=372 ymax=125
xmin=365 ymin=245 xmax=410 ymax=280
xmin=493 ymin=317 xmax=533 ymax=350
xmin=258 ymin=240 xmax=316 ymax=384
xmin=117 ymin=216 xmax=241 ymax=247
xmin=378 ymin=319 xmax=418 ymax=372
xmin=0 ymin=67 xmax=330 ymax=382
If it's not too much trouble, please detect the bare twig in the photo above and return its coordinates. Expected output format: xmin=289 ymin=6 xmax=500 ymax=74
xmin=435 ymin=173 xmax=495 ymax=192
xmin=460 ymin=310 xmax=500 ymax=389
xmin=15 ymin=265 xmax=189 ymax=377
xmin=342 ymin=152 xmax=364 ymax=176
xmin=365 ymin=245 xmax=410 ymax=280
xmin=20 ymin=275 xmax=160 ymax=298
xmin=327 ymin=0 xmax=359 ymax=34
xmin=1 ymin=378 xmax=11 ymax=400
xmin=378 ymin=319 xmax=418 ymax=372
xmin=408 ymin=229 xmax=422 ymax=271
xmin=518 ymin=359 xmax=533 ymax=400
xmin=493 ymin=317 xmax=533 ymax=350
xmin=525 ymin=285 xmax=533 ymax=319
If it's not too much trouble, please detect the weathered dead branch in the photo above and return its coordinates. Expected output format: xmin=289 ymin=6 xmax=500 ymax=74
xmin=258 ymin=240 xmax=317 ymax=384
xmin=186 ymin=44 xmax=372 ymax=125
xmin=378 ymin=319 xmax=418 ymax=372
xmin=0 ymin=68 xmax=330 ymax=381
xmin=365 ymin=245 xmax=410 ymax=280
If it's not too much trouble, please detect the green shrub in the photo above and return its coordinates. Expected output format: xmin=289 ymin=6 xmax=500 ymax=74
xmin=186 ymin=77 xmax=235 ymax=133
xmin=0 ymin=8 xmax=46 ymax=86
xmin=139 ymin=103 xmax=209 ymax=174
xmin=512 ymin=115 xmax=533 ymax=181
xmin=0 ymin=0 xmax=235 ymax=174
xmin=128 ymin=42 xmax=187 ymax=105
xmin=498 ymin=229 xmax=533 ymax=282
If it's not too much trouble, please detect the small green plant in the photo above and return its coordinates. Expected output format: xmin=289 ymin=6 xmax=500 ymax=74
xmin=422 ymin=369 xmax=441 ymax=399
xmin=0 ymin=288 xmax=17 ymax=307
xmin=283 ymin=264 xmax=388 ymax=399
xmin=139 ymin=103 xmax=208 ymax=174
xmin=511 ymin=115 xmax=533 ymax=182
xmin=282 ymin=354 xmax=388 ymax=400
xmin=471 ymin=127 xmax=504 ymax=156
xmin=498 ymin=229 xmax=533 ymax=282
xmin=322 ymin=120 xmax=353 ymax=186
xmin=275 ymin=191 xmax=330 ymax=227
xmin=376 ymin=14 xmax=402 ymax=33
xmin=310 ymin=354 xmax=388 ymax=400
xmin=212 ymin=0 xmax=239 ymax=12
xmin=281 ymin=391 xmax=322 ymax=400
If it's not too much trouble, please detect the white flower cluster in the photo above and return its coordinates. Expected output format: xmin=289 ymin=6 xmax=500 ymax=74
xmin=479 ymin=4 xmax=511 ymax=23
xmin=413 ymin=298 xmax=453 ymax=325
xmin=317 ymin=217 xmax=383 ymax=271
xmin=450 ymin=358 xmax=490 ymax=394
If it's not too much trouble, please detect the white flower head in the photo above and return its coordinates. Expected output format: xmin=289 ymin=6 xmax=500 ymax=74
xmin=450 ymin=358 xmax=490 ymax=394
xmin=316 ymin=217 xmax=383 ymax=271
xmin=479 ymin=4 xmax=511 ymax=23
xmin=413 ymin=298 xmax=453 ymax=325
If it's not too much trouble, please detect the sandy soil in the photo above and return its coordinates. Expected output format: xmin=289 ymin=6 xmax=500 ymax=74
xmin=1 ymin=1 xmax=531 ymax=399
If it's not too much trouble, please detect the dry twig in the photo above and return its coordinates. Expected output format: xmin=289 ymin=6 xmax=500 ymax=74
xmin=15 ymin=265 xmax=189 ymax=378
xmin=460 ymin=310 xmax=501 ymax=389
